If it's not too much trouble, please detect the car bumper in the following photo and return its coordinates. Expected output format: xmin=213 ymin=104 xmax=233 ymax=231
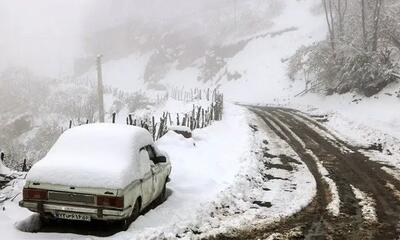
xmin=19 ymin=201 xmax=132 ymax=221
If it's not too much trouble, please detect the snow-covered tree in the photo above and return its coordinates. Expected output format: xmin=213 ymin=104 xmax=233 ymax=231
xmin=290 ymin=0 xmax=399 ymax=96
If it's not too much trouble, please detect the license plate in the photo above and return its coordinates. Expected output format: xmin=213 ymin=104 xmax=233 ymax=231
xmin=55 ymin=211 xmax=91 ymax=222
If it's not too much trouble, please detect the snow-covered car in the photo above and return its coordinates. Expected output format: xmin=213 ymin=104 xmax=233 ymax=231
xmin=19 ymin=124 xmax=171 ymax=227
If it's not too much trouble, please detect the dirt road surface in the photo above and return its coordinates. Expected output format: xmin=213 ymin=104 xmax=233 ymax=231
xmin=210 ymin=106 xmax=400 ymax=240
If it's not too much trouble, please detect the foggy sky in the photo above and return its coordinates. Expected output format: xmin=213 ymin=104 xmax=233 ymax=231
xmin=0 ymin=0 xmax=258 ymax=78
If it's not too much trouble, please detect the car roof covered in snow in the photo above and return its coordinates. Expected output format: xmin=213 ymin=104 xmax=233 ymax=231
xmin=27 ymin=124 xmax=155 ymax=189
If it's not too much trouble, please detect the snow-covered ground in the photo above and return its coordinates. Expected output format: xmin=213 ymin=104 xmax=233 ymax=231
xmin=0 ymin=159 xmax=11 ymax=176
xmin=0 ymin=102 xmax=317 ymax=239
xmin=121 ymin=103 xmax=250 ymax=238
xmin=218 ymin=0 xmax=325 ymax=103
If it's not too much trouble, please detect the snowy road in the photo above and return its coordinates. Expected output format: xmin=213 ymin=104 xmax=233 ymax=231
xmin=227 ymin=106 xmax=400 ymax=240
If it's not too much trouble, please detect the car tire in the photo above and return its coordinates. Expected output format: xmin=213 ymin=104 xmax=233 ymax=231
xmin=120 ymin=198 xmax=141 ymax=231
xmin=157 ymin=182 xmax=167 ymax=204
xmin=39 ymin=214 xmax=51 ymax=226
xmin=131 ymin=198 xmax=141 ymax=221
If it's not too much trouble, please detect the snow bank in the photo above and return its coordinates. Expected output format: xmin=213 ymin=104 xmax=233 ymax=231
xmin=119 ymin=103 xmax=249 ymax=237
xmin=0 ymin=160 xmax=11 ymax=176
xmin=27 ymin=124 xmax=154 ymax=189
xmin=15 ymin=214 xmax=42 ymax=233
xmin=167 ymin=107 xmax=317 ymax=238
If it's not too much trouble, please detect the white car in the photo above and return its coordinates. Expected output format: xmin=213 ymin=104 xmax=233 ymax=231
xmin=19 ymin=124 xmax=171 ymax=228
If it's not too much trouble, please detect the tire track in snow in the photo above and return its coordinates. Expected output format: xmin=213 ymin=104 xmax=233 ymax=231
xmin=262 ymin=109 xmax=341 ymax=216
xmin=231 ymin=106 xmax=400 ymax=240
xmin=276 ymin=109 xmax=354 ymax=154
xmin=307 ymin=150 xmax=340 ymax=217
xmin=247 ymin=107 xmax=331 ymax=239
xmin=270 ymin=107 xmax=400 ymax=239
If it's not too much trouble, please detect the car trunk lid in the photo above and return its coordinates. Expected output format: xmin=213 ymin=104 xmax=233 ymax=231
xmin=27 ymin=181 xmax=119 ymax=198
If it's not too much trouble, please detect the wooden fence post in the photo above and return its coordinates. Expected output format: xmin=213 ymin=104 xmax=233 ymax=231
xmin=128 ymin=114 xmax=133 ymax=125
xmin=152 ymin=116 xmax=156 ymax=141
xmin=22 ymin=159 xmax=27 ymax=172
xmin=112 ymin=112 xmax=116 ymax=123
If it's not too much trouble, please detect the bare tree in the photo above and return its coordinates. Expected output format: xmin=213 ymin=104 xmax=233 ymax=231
xmin=371 ymin=0 xmax=383 ymax=52
xmin=323 ymin=0 xmax=336 ymax=52
xmin=335 ymin=0 xmax=348 ymax=39
xmin=361 ymin=0 xmax=368 ymax=50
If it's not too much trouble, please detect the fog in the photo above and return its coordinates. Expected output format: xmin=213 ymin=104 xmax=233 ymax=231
xmin=0 ymin=0 xmax=92 ymax=77
xmin=0 ymin=0 xmax=286 ymax=164
xmin=0 ymin=0 xmax=240 ymax=78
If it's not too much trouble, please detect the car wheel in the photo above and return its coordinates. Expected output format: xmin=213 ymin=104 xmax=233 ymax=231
xmin=39 ymin=214 xmax=51 ymax=226
xmin=157 ymin=182 xmax=167 ymax=204
xmin=131 ymin=198 xmax=141 ymax=221
xmin=120 ymin=198 xmax=141 ymax=231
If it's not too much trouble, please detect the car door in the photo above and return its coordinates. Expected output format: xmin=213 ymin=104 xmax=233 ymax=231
xmin=145 ymin=146 xmax=163 ymax=200
xmin=139 ymin=149 xmax=154 ymax=207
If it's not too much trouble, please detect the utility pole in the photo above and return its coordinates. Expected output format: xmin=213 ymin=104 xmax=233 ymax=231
xmin=96 ymin=54 xmax=105 ymax=123
xmin=234 ymin=0 xmax=237 ymax=28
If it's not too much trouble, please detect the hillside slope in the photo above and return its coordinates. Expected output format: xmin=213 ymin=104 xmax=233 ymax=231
xmin=79 ymin=0 xmax=326 ymax=103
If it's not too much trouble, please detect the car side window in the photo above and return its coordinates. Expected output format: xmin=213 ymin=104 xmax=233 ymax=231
xmin=139 ymin=149 xmax=152 ymax=173
xmin=145 ymin=145 xmax=156 ymax=161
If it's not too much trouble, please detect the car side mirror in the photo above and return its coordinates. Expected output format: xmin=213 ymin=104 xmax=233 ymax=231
xmin=156 ymin=156 xmax=167 ymax=163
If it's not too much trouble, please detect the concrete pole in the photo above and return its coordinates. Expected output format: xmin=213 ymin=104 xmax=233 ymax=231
xmin=234 ymin=0 xmax=237 ymax=28
xmin=96 ymin=54 xmax=105 ymax=123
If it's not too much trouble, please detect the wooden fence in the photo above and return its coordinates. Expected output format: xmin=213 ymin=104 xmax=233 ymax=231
xmin=66 ymin=88 xmax=224 ymax=141
xmin=124 ymin=90 xmax=224 ymax=141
